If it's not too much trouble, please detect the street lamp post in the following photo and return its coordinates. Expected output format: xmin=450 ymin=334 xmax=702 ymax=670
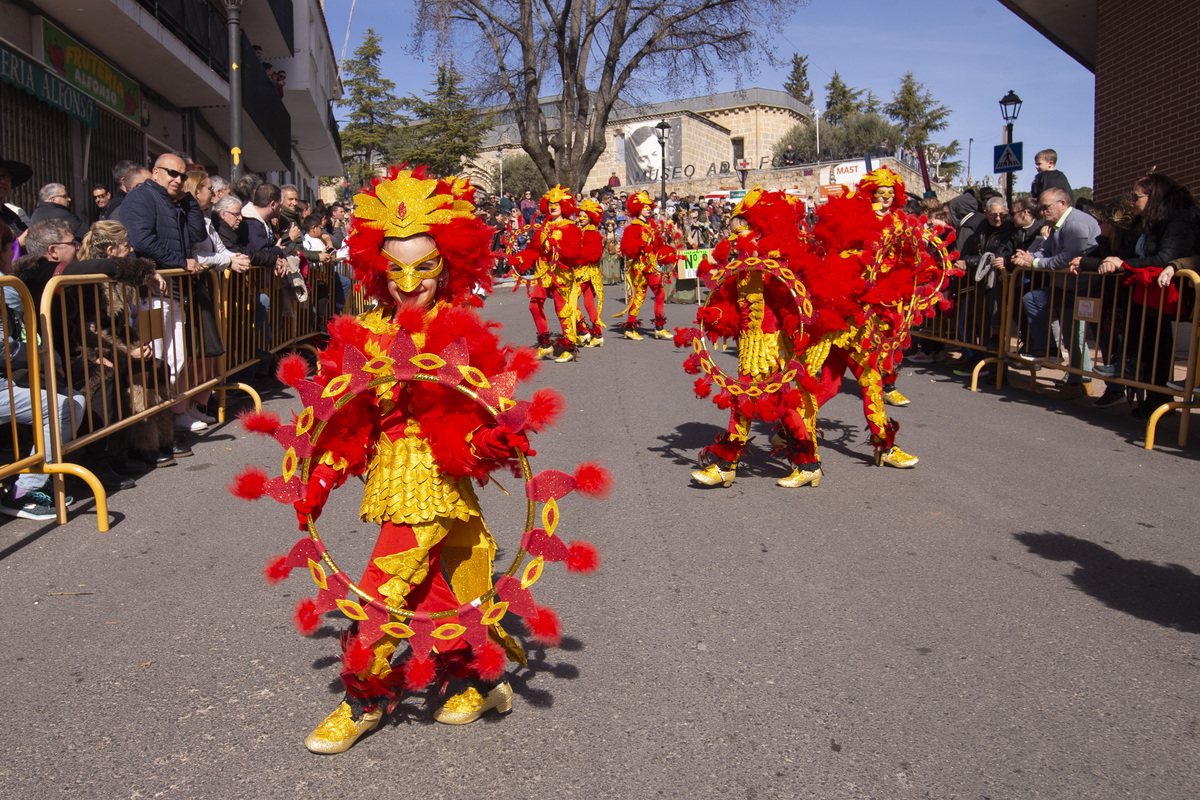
xmin=496 ymin=145 xmax=506 ymax=198
xmin=654 ymin=119 xmax=671 ymax=213
xmin=226 ymin=0 xmax=246 ymax=182
xmin=999 ymin=90 xmax=1022 ymax=209
xmin=967 ymin=137 xmax=973 ymax=185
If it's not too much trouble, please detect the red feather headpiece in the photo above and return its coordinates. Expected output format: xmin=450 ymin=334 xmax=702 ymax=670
xmin=346 ymin=165 xmax=496 ymax=306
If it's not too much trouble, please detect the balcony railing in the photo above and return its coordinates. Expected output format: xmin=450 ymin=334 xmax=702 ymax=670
xmin=134 ymin=0 xmax=230 ymax=78
xmin=240 ymin=35 xmax=291 ymax=168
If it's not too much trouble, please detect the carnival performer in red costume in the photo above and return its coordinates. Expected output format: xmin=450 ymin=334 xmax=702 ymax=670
xmin=798 ymin=167 xmax=956 ymax=474
xmin=231 ymin=167 xmax=607 ymax=754
xmin=513 ymin=185 xmax=583 ymax=362
xmin=615 ymin=190 xmax=676 ymax=340
xmin=679 ymin=187 xmax=820 ymax=487
xmin=573 ymin=198 xmax=606 ymax=347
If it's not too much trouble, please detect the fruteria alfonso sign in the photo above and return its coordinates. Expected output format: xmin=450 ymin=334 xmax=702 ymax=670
xmin=36 ymin=17 xmax=142 ymax=123
xmin=0 ymin=38 xmax=97 ymax=127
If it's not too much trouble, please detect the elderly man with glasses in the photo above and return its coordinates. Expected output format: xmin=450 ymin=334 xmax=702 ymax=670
xmin=29 ymin=182 xmax=88 ymax=239
xmin=1011 ymin=188 xmax=1101 ymax=387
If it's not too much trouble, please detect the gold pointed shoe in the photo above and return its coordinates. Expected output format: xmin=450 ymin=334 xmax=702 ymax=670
xmin=653 ymin=328 xmax=672 ymax=339
xmin=434 ymin=682 xmax=514 ymax=725
xmin=875 ymin=445 xmax=919 ymax=468
xmin=536 ymin=346 xmax=555 ymax=359
xmin=624 ymin=329 xmax=643 ymax=341
xmin=554 ymin=350 xmax=577 ymax=363
xmin=586 ymin=336 xmax=604 ymax=348
xmin=304 ymin=701 xmax=382 ymax=754
xmin=882 ymin=389 xmax=911 ymax=407
xmin=691 ymin=463 xmax=736 ymax=487
xmin=777 ymin=467 xmax=822 ymax=488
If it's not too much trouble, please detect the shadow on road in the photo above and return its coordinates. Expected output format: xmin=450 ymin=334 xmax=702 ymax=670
xmin=1014 ymin=531 xmax=1200 ymax=634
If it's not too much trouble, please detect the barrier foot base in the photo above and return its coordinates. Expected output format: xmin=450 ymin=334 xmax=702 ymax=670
xmin=218 ymin=383 xmax=263 ymax=418
xmin=43 ymin=463 xmax=108 ymax=532
xmin=1145 ymin=400 xmax=1199 ymax=451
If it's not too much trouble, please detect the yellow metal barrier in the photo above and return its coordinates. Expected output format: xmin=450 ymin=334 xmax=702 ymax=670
xmin=1000 ymin=263 xmax=1198 ymax=449
xmin=1 ymin=277 xmax=56 ymax=512
xmin=910 ymin=263 xmax=1012 ymax=391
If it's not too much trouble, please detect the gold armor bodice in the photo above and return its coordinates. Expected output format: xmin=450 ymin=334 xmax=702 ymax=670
xmin=360 ymin=420 xmax=481 ymax=525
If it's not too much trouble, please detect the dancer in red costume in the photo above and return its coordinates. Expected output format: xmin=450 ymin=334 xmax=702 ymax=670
xmin=615 ymin=190 xmax=676 ymax=340
xmin=798 ymin=168 xmax=956 ymax=473
xmin=513 ymin=185 xmax=582 ymax=362
xmin=679 ymin=187 xmax=820 ymax=487
xmin=573 ymin=198 xmax=606 ymax=347
xmin=231 ymin=167 xmax=607 ymax=754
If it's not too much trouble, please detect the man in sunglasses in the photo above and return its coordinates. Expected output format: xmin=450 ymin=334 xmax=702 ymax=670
xmin=122 ymin=152 xmax=205 ymax=275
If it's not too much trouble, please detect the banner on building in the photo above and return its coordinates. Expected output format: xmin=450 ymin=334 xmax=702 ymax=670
xmin=35 ymin=17 xmax=142 ymax=123
xmin=0 ymin=37 xmax=97 ymax=127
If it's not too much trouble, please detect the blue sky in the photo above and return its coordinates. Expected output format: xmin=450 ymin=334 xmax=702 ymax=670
xmin=325 ymin=0 xmax=1094 ymax=191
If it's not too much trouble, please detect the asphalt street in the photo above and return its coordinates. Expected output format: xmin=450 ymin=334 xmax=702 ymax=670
xmin=2 ymin=286 xmax=1199 ymax=799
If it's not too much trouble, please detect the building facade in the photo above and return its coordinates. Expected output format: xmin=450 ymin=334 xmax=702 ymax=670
xmin=0 ymin=0 xmax=341 ymax=218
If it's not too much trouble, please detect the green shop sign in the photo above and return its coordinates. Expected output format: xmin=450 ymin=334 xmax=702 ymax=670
xmin=37 ymin=17 xmax=142 ymax=124
xmin=0 ymin=39 xmax=97 ymax=127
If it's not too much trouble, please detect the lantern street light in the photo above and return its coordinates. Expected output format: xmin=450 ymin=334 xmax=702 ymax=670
xmin=999 ymin=90 xmax=1022 ymax=208
xmin=226 ymin=0 xmax=246 ymax=181
xmin=654 ymin=119 xmax=671 ymax=213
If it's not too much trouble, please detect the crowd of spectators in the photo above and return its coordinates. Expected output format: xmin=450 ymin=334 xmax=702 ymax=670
xmin=0 ymin=151 xmax=356 ymax=520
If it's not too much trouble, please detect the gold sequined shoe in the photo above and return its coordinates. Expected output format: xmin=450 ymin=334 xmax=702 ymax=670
xmin=653 ymin=328 xmax=672 ymax=340
xmin=691 ymin=463 xmax=736 ymax=487
xmin=882 ymin=389 xmax=911 ymax=407
xmin=874 ymin=445 xmax=918 ymax=468
xmin=554 ymin=349 xmax=577 ymax=363
xmin=769 ymin=433 xmax=787 ymax=450
xmin=434 ymin=682 xmax=514 ymax=725
xmin=624 ymin=329 xmax=643 ymax=341
xmin=777 ymin=467 xmax=822 ymax=487
xmin=585 ymin=336 xmax=604 ymax=348
xmin=304 ymin=701 xmax=382 ymax=754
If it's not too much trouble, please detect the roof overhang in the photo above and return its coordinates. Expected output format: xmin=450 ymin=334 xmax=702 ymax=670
xmin=997 ymin=0 xmax=1096 ymax=72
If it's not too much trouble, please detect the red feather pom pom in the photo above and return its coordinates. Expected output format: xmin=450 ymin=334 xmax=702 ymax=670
xmin=402 ymin=654 xmax=436 ymax=690
xmin=524 ymin=604 xmax=562 ymax=646
xmin=694 ymin=376 xmax=713 ymax=398
xmin=229 ymin=466 xmax=269 ymax=500
xmin=471 ymin=641 xmax=508 ymax=682
xmin=394 ymin=302 xmax=427 ymax=333
xmin=508 ymin=347 xmax=542 ymax=381
xmin=341 ymin=636 xmax=374 ymax=676
xmin=566 ymin=540 xmax=600 ymax=574
xmin=527 ymin=388 xmax=565 ymax=432
xmin=573 ymin=461 xmax=613 ymax=499
xmin=263 ymin=555 xmax=291 ymax=584
xmin=238 ymin=409 xmax=281 ymax=436
xmin=276 ymin=353 xmax=309 ymax=388
xmin=293 ymin=598 xmax=320 ymax=635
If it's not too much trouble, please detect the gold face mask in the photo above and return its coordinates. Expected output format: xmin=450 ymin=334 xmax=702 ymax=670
xmin=383 ymin=247 xmax=443 ymax=293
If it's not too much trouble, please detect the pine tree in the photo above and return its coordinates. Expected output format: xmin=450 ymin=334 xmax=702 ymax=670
xmin=862 ymin=90 xmax=881 ymax=116
xmin=783 ymin=53 xmax=813 ymax=106
xmin=883 ymin=72 xmax=951 ymax=151
xmin=823 ymin=71 xmax=863 ymax=126
xmin=338 ymin=29 xmax=404 ymax=189
xmin=392 ymin=62 xmax=492 ymax=179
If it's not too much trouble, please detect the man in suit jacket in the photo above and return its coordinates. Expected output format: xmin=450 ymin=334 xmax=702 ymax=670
xmin=1011 ymin=187 xmax=1100 ymax=381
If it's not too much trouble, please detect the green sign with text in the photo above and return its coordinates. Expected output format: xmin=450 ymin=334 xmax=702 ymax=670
xmin=0 ymin=39 xmax=97 ymax=127
xmin=39 ymin=17 xmax=141 ymax=123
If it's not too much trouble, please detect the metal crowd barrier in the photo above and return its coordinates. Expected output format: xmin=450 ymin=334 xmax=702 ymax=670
xmin=0 ymin=276 xmax=74 ymax=522
xmin=999 ymin=262 xmax=1198 ymax=449
xmin=910 ymin=262 xmax=1012 ymax=391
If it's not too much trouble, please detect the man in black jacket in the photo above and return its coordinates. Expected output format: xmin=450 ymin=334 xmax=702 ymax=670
xmin=953 ymin=197 xmax=1018 ymax=376
xmin=29 ymin=183 xmax=88 ymax=239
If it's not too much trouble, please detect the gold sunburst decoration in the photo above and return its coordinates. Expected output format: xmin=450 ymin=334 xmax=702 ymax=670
xmin=353 ymin=171 xmax=475 ymax=239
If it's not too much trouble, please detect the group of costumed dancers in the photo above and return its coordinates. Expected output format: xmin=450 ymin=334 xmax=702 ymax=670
xmin=230 ymin=165 xmax=954 ymax=754
xmin=509 ymin=186 xmax=678 ymax=362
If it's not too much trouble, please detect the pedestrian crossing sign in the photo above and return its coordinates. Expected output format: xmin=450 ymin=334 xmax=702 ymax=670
xmin=994 ymin=142 xmax=1023 ymax=173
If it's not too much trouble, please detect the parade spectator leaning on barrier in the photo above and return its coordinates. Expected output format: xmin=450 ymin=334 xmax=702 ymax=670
xmin=11 ymin=218 xmax=167 ymax=493
xmin=76 ymin=220 xmax=178 ymax=470
xmin=1011 ymin=187 xmax=1101 ymax=388
xmin=209 ymin=175 xmax=230 ymax=207
xmin=241 ymin=183 xmax=294 ymax=378
xmin=121 ymin=152 xmax=209 ymax=434
xmin=0 ymin=220 xmax=86 ymax=520
xmin=1086 ymin=173 xmax=1199 ymax=415
xmin=1010 ymin=196 xmax=1048 ymax=254
xmin=30 ymin=183 xmax=88 ymax=239
xmin=278 ymin=184 xmax=302 ymax=249
xmin=954 ymin=196 xmax=1018 ymax=376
